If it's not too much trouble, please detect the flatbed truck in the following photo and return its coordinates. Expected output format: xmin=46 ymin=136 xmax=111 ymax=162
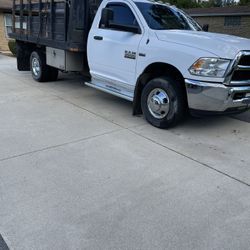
xmin=10 ymin=0 xmax=250 ymax=128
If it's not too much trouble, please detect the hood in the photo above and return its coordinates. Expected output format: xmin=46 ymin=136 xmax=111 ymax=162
xmin=155 ymin=30 xmax=250 ymax=59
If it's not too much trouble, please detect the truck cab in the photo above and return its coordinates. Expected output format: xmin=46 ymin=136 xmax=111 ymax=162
xmin=10 ymin=0 xmax=250 ymax=128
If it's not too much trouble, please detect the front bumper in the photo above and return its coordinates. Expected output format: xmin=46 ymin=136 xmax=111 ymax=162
xmin=185 ymin=79 xmax=250 ymax=113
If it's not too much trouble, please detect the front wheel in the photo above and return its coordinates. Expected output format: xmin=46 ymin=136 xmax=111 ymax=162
xmin=141 ymin=76 xmax=186 ymax=129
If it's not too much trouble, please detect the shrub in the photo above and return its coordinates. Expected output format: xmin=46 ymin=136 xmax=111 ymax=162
xmin=8 ymin=40 xmax=17 ymax=56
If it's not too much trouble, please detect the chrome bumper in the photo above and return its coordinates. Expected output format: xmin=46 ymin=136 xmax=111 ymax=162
xmin=185 ymin=79 xmax=250 ymax=112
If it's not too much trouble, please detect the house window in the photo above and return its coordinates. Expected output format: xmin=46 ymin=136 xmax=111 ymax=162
xmin=224 ymin=16 xmax=241 ymax=26
xmin=4 ymin=14 xmax=27 ymax=37
xmin=4 ymin=14 xmax=12 ymax=38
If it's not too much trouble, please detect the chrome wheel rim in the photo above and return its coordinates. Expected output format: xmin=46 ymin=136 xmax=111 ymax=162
xmin=32 ymin=57 xmax=40 ymax=77
xmin=147 ymin=88 xmax=170 ymax=119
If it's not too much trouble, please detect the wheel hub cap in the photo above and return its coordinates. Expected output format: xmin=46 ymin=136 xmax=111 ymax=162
xmin=32 ymin=57 xmax=40 ymax=77
xmin=147 ymin=88 xmax=170 ymax=119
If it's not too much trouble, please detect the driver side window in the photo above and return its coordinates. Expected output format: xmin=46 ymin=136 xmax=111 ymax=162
xmin=100 ymin=3 xmax=139 ymax=30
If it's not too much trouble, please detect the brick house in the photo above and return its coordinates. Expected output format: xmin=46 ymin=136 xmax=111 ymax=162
xmin=187 ymin=6 xmax=250 ymax=39
xmin=0 ymin=0 xmax=12 ymax=51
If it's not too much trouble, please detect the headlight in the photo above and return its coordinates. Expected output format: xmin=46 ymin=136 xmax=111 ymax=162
xmin=189 ymin=58 xmax=231 ymax=78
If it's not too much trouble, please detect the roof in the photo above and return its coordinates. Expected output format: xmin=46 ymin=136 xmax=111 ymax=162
xmin=0 ymin=0 xmax=12 ymax=11
xmin=186 ymin=6 xmax=250 ymax=17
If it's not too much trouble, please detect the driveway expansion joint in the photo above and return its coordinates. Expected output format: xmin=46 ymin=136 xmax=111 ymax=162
xmin=129 ymin=129 xmax=250 ymax=188
xmin=0 ymin=129 xmax=122 ymax=163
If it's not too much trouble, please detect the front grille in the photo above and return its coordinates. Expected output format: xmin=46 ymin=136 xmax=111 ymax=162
xmin=238 ymin=55 xmax=250 ymax=66
xmin=230 ymin=52 xmax=250 ymax=85
xmin=232 ymin=70 xmax=250 ymax=82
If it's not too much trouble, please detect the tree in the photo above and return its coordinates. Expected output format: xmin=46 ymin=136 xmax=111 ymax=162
xmin=239 ymin=0 xmax=250 ymax=5
xmin=224 ymin=0 xmax=237 ymax=6
xmin=198 ymin=0 xmax=237 ymax=7
xmin=166 ymin=0 xmax=200 ymax=8
xmin=162 ymin=0 xmax=248 ymax=8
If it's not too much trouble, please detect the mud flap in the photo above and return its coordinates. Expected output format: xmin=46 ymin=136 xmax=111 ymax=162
xmin=16 ymin=41 xmax=31 ymax=71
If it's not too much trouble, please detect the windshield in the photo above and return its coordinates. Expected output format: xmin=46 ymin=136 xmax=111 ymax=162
xmin=135 ymin=2 xmax=202 ymax=31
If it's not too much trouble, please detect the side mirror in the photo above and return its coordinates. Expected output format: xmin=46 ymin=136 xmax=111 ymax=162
xmin=202 ymin=24 xmax=209 ymax=32
xmin=100 ymin=8 xmax=114 ymax=28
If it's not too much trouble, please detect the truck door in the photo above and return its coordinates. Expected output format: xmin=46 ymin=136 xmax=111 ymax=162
xmin=87 ymin=2 xmax=143 ymax=99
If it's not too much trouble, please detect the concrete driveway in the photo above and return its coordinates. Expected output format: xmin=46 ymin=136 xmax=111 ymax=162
xmin=0 ymin=54 xmax=249 ymax=250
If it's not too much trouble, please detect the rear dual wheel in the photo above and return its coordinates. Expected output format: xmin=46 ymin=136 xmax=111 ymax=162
xmin=30 ymin=51 xmax=58 ymax=82
xmin=141 ymin=76 xmax=186 ymax=129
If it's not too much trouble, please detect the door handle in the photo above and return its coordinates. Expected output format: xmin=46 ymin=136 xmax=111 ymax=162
xmin=94 ymin=36 xmax=103 ymax=41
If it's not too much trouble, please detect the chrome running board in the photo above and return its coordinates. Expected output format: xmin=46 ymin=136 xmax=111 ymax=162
xmin=85 ymin=80 xmax=134 ymax=102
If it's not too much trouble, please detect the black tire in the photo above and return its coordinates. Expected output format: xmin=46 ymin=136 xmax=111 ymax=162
xmin=30 ymin=51 xmax=50 ymax=82
xmin=141 ymin=76 xmax=186 ymax=129
xmin=48 ymin=66 xmax=59 ymax=81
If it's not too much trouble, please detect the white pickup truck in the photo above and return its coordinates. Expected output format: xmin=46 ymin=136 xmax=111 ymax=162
xmin=11 ymin=0 xmax=250 ymax=128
